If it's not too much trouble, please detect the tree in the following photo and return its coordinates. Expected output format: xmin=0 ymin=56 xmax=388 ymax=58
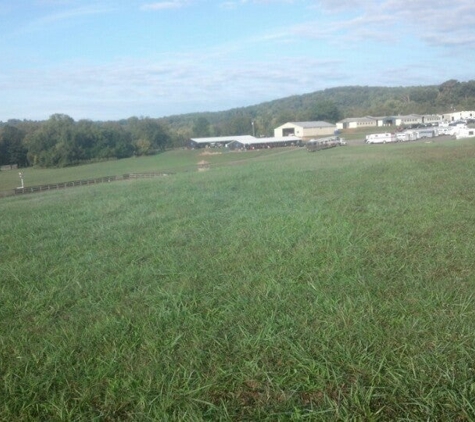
xmin=305 ymin=99 xmax=342 ymax=123
xmin=24 ymin=114 xmax=137 ymax=167
xmin=224 ymin=116 xmax=253 ymax=136
xmin=99 ymin=122 xmax=134 ymax=159
xmin=25 ymin=114 xmax=75 ymax=167
xmin=274 ymin=111 xmax=297 ymax=128
xmin=192 ymin=117 xmax=211 ymax=137
xmin=128 ymin=117 xmax=170 ymax=155
xmin=5 ymin=126 xmax=28 ymax=167
xmin=408 ymin=87 xmax=438 ymax=104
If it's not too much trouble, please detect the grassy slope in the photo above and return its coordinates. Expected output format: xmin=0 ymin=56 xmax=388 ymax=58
xmin=1 ymin=141 xmax=475 ymax=420
xmin=0 ymin=148 xmax=298 ymax=192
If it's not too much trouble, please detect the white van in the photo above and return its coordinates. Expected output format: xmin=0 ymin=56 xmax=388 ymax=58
xmin=365 ymin=133 xmax=397 ymax=144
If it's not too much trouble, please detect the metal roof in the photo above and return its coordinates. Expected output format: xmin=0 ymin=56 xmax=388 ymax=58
xmin=395 ymin=114 xmax=422 ymax=119
xmin=228 ymin=136 xmax=301 ymax=146
xmin=339 ymin=117 xmax=376 ymax=123
xmin=286 ymin=121 xmax=335 ymax=128
xmin=190 ymin=135 xmax=256 ymax=144
xmin=367 ymin=116 xmax=389 ymax=120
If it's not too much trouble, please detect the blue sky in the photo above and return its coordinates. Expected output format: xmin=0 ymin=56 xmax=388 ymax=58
xmin=1 ymin=0 xmax=474 ymax=121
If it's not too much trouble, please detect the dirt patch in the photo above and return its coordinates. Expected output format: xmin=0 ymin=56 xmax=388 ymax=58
xmin=199 ymin=151 xmax=222 ymax=156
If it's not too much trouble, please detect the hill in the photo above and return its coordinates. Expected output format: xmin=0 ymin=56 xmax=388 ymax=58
xmin=162 ymin=79 xmax=475 ymax=137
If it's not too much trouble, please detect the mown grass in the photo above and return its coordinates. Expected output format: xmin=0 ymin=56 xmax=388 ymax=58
xmin=1 ymin=140 xmax=475 ymax=420
xmin=0 ymin=147 xmax=296 ymax=192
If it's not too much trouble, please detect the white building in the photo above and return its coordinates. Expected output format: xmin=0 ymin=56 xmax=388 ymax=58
xmin=336 ymin=117 xmax=377 ymax=130
xmin=189 ymin=135 xmax=256 ymax=148
xmin=227 ymin=136 xmax=301 ymax=150
xmin=440 ymin=110 xmax=475 ymax=122
xmin=274 ymin=121 xmax=336 ymax=140
xmin=394 ymin=114 xmax=423 ymax=126
xmin=422 ymin=114 xmax=442 ymax=125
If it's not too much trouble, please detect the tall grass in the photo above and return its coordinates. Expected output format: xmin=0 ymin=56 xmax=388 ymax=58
xmin=1 ymin=140 xmax=475 ymax=420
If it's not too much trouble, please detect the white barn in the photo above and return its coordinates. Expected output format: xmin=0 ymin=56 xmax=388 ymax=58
xmin=274 ymin=121 xmax=336 ymax=140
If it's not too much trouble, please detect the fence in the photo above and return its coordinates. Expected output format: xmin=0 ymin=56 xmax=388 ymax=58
xmin=1 ymin=172 xmax=174 ymax=198
xmin=0 ymin=164 xmax=18 ymax=171
xmin=13 ymin=176 xmax=118 ymax=195
xmin=123 ymin=172 xmax=174 ymax=179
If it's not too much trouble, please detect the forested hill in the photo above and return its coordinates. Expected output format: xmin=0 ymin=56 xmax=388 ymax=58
xmin=164 ymin=80 xmax=475 ymax=137
xmin=1 ymin=79 xmax=475 ymax=168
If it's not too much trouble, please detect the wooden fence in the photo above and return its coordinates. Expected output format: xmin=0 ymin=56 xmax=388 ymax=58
xmin=13 ymin=176 xmax=118 ymax=195
xmin=1 ymin=172 xmax=174 ymax=198
xmin=123 ymin=172 xmax=174 ymax=179
xmin=0 ymin=164 xmax=18 ymax=171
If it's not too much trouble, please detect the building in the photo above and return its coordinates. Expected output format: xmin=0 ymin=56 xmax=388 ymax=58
xmin=336 ymin=114 xmax=442 ymax=128
xmin=227 ymin=136 xmax=301 ymax=150
xmin=274 ymin=121 xmax=336 ymax=140
xmin=394 ymin=114 xmax=424 ymax=126
xmin=440 ymin=110 xmax=475 ymax=122
xmin=336 ymin=117 xmax=377 ymax=130
xmin=189 ymin=135 xmax=256 ymax=149
xmin=421 ymin=114 xmax=442 ymax=125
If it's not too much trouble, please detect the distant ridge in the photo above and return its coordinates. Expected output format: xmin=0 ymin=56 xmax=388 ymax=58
xmin=162 ymin=80 xmax=475 ymax=137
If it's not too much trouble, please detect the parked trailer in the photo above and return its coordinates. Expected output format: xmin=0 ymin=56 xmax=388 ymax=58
xmin=455 ymin=128 xmax=475 ymax=140
xmin=396 ymin=132 xmax=407 ymax=142
xmin=365 ymin=133 xmax=397 ymax=144
xmin=397 ymin=131 xmax=418 ymax=141
xmin=306 ymin=137 xmax=346 ymax=152
xmin=416 ymin=129 xmax=435 ymax=139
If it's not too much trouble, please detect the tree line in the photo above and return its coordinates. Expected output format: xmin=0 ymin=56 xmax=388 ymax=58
xmin=0 ymin=114 xmax=176 ymax=168
xmin=1 ymin=79 xmax=475 ymax=168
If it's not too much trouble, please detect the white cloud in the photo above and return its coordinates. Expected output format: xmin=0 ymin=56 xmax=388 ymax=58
xmin=311 ymin=0 xmax=475 ymax=49
xmin=35 ymin=0 xmax=76 ymax=5
xmin=289 ymin=12 xmax=397 ymax=44
xmin=140 ymin=1 xmax=186 ymax=10
xmin=220 ymin=0 xmax=295 ymax=9
xmin=12 ymin=4 xmax=116 ymax=35
xmin=0 ymin=54 xmax=350 ymax=120
xmin=39 ymin=5 xmax=115 ymax=23
xmin=1 ymin=0 xmax=474 ymax=121
xmin=219 ymin=1 xmax=240 ymax=9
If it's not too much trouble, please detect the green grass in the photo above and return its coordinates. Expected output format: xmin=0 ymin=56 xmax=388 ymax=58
xmin=1 ymin=140 xmax=475 ymax=420
xmin=0 ymin=147 xmax=299 ymax=192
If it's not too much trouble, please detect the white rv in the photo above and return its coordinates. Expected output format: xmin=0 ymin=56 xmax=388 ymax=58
xmin=365 ymin=133 xmax=397 ymax=144
xmin=455 ymin=128 xmax=475 ymax=140
xmin=396 ymin=131 xmax=418 ymax=142
xmin=416 ymin=129 xmax=436 ymax=139
xmin=396 ymin=132 xmax=407 ymax=142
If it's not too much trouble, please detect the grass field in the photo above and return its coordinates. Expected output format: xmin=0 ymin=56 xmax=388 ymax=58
xmin=0 ymin=148 xmax=300 ymax=192
xmin=1 ymin=140 xmax=475 ymax=420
